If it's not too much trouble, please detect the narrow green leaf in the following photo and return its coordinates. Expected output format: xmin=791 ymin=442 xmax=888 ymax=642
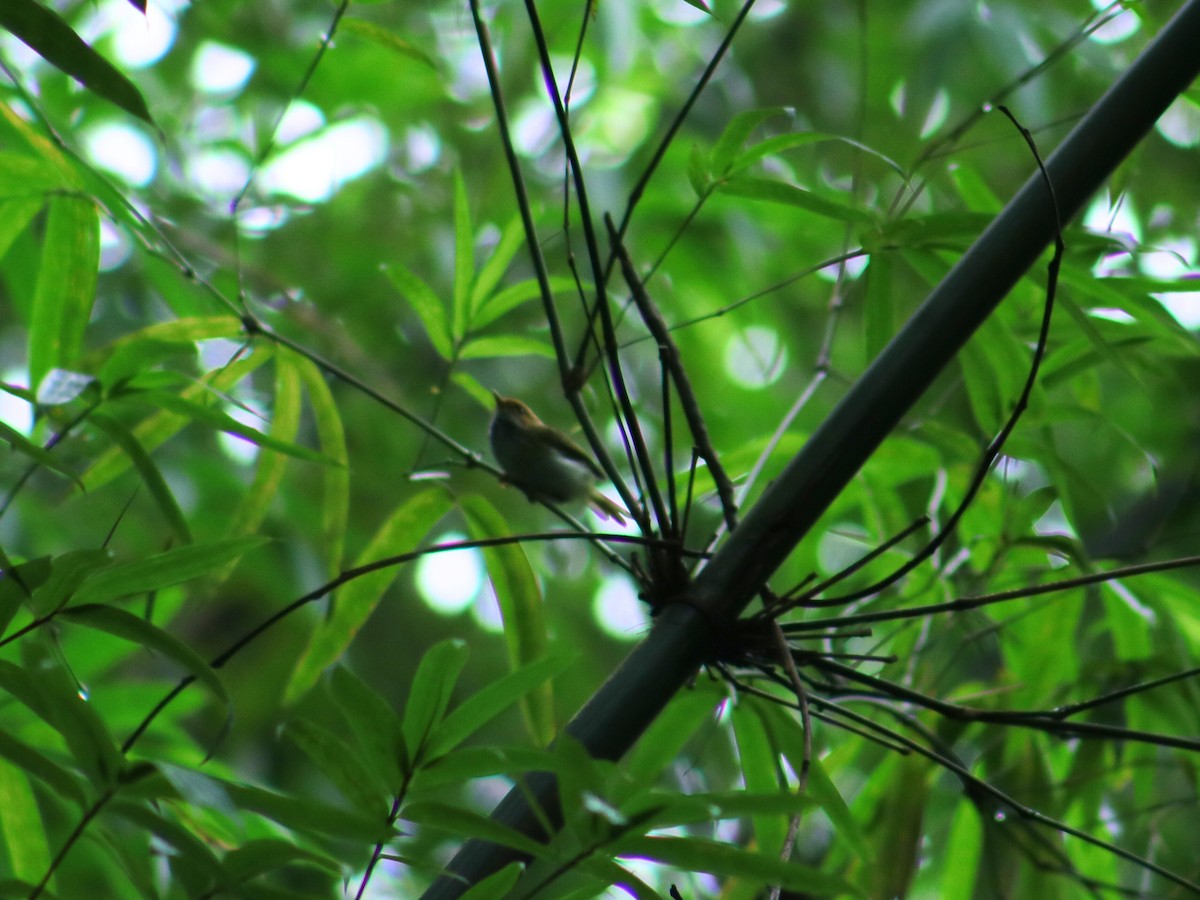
xmin=0 ymin=557 xmax=50 ymax=638
xmin=97 ymin=315 xmax=244 ymax=388
xmin=468 ymin=213 xmax=525 ymax=312
xmin=623 ymin=686 xmax=721 ymax=791
xmin=339 ymin=18 xmax=439 ymax=71
xmin=88 ymin=412 xmax=192 ymax=544
xmin=428 ymin=653 xmax=574 ymax=759
xmin=711 ymin=107 xmax=786 ymax=176
xmin=732 ymin=698 xmax=787 ymax=860
xmin=0 ymin=0 xmax=153 ymax=122
xmin=939 ymin=800 xmax=982 ymax=898
xmin=757 ymin=687 xmax=870 ymax=861
xmin=614 ymin=836 xmax=853 ymax=894
xmin=470 ymin=213 xmax=526 ymax=316
xmin=31 ymin=549 xmax=113 ymax=615
xmin=459 ymin=334 xmax=556 ymax=360
xmin=415 ymin=745 xmax=552 ymax=790
xmin=222 ymin=781 xmax=393 ymax=842
xmin=0 ymin=660 xmax=124 ymax=788
xmin=71 ymin=537 xmax=269 ymax=606
xmin=687 ymin=142 xmax=710 ymax=196
xmin=402 ymin=639 xmax=469 ymax=767
xmin=285 ymin=488 xmax=454 ymax=703
xmin=284 ymin=718 xmax=387 ymax=816
xmin=719 ymin=175 xmax=876 ymax=226
xmin=327 ymin=666 xmax=404 ymax=792
xmin=83 ymin=347 xmax=271 ymax=491
xmin=0 ymin=731 xmax=85 ymax=807
xmin=451 ymin=370 xmax=493 ymax=409
xmin=27 ymin=195 xmax=99 ymax=391
xmin=0 ymin=197 xmax=42 ymax=266
xmin=863 ymin=252 xmax=895 ymax=361
xmin=58 ymin=604 xmax=229 ymax=708
xmin=0 ymin=154 xmax=62 ymax=199
xmin=384 ymin=261 xmax=452 ymax=358
xmin=0 ymin=760 xmax=51 ymax=883
xmin=459 ymin=495 xmax=552 ymax=745
xmin=292 ymin=352 xmax=350 ymax=576
xmin=215 ymin=355 xmax=303 ymax=583
xmin=459 ymin=862 xmax=524 ymax=900
xmin=134 ymin=391 xmax=334 ymax=465
xmin=729 ymin=131 xmax=904 ymax=179
xmin=472 ymin=274 xmax=580 ymax=330
xmin=0 ymin=417 xmax=84 ymax=490
xmin=107 ymin=799 xmax=225 ymax=872
xmin=402 ymin=801 xmax=548 ymax=857
xmin=221 ymin=838 xmax=342 ymax=881
xmin=451 ymin=168 xmax=473 ymax=343
xmin=958 ymin=311 xmax=1031 ymax=434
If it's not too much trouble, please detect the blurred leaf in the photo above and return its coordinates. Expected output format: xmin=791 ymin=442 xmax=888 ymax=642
xmin=285 ymin=488 xmax=454 ymax=703
xmin=284 ymin=718 xmax=388 ymax=816
xmin=384 ymin=261 xmax=452 ymax=358
xmin=459 ymin=495 xmax=553 ymax=745
xmin=428 ymin=653 xmax=574 ymax=759
xmin=131 ymin=390 xmax=334 ymax=465
xmin=940 ymin=800 xmax=982 ymax=898
xmin=687 ymin=142 xmax=710 ymax=196
xmin=71 ymin=537 xmax=270 ymax=605
xmin=31 ymin=549 xmax=113 ymax=614
xmin=402 ymin=801 xmax=548 ymax=856
xmin=459 ymin=862 xmax=524 ymax=900
xmin=221 ymin=838 xmax=342 ymax=881
xmin=97 ymin=316 xmax=245 ymax=389
xmin=719 ymin=175 xmax=876 ymax=225
xmin=0 ymin=154 xmax=63 ymax=197
xmin=0 ymin=0 xmax=153 ymax=122
xmin=613 ymin=835 xmax=852 ymax=894
xmin=292 ymin=353 xmax=350 ymax=576
xmin=863 ymin=252 xmax=895 ymax=360
xmin=459 ymin=334 xmax=556 ymax=360
xmin=327 ymin=666 xmax=404 ymax=793
xmin=0 ymin=557 xmax=51 ymax=638
xmin=34 ymin=368 xmax=94 ymax=405
xmin=58 ymin=604 xmax=229 ymax=709
xmin=82 ymin=348 xmax=271 ymax=490
xmin=731 ymin=698 xmax=787 ymax=861
xmin=710 ymin=108 xmax=787 ymax=176
xmin=729 ymin=131 xmax=904 ymax=178
xmin=623 ymin=686 xmax=720 ymax=792
xmin=217 ymin=354 xmax=304 ymax=580
xmin=89 ymin=412 xmax=193 ymax=544
xmin=27 ymin=195 xmax=99 ymax=392
xmin=340 ymin=18 xmax=439 ymax=70
xmin=451 ymin=168 xmax=473 ymax=343
xmin=471 ymin=275 xmax=579 ymax=330
xmin=402 ymin=638 xmax=468 ymax=769
xmin=0 ymin=759 xmax=51 ymax=883
xmin=221 ymin=781 xmax=393 ymax=842
xmin=0 ymin=730 xmax=86 ymax=806
xmin=470 ymin=213 xmax=527 ymax=315
xmin=0 ymin=660 xmax=123 ymax=788
xmin=0 ymin=417 xmax=85 ymax=490
xmin=758 ymin=700 xmax=870 ymax=862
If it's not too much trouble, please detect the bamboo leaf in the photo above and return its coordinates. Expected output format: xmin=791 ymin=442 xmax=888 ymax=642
xmin=0 ymin=0 xmax=153 ymax=122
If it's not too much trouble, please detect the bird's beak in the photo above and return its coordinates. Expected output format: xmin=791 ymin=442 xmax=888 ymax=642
xmin=491 ymin=389 xmax=503 ymax=406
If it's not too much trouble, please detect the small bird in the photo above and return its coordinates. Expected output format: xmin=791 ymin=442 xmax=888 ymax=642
xmin=489 ymin=391 xmax=627 ymax=524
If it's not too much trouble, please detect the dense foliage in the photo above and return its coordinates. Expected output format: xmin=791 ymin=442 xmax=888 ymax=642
xmin=1 ymin=0 xmax=1199 ymax=897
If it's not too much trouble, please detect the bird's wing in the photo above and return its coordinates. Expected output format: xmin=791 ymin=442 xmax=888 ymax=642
xmin=534 ymin=422 xmax=605 ymax=478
